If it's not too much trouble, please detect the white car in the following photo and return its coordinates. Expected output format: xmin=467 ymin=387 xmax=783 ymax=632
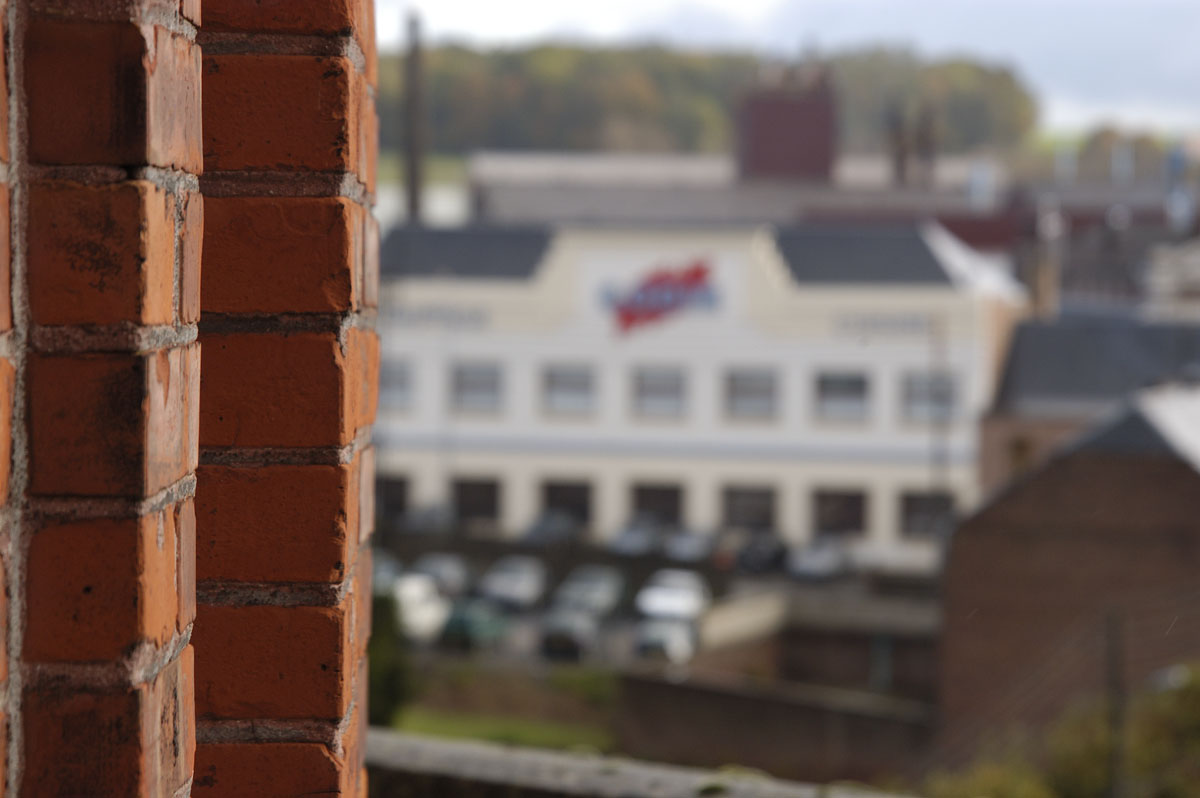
xmin=392 ymin=573 xmax=451 ymax=643
xmin=634 ymin=569 xmax=711 ymax=621
xmin=478 ymin=555 xmax=547 ymax=610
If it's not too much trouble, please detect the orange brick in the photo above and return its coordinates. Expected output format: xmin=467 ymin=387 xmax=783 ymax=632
xmin=180 ymin=190 xmax=203 ymax=323
xmin=195 ymin=463 xmax=353 ymax=583
xmin=359 ymin=74 xmax=377 ymax=195
xmin=194 ymin=601 xmax=351 ymax=720
xmin=176 ymin=498 xmax=197 ymax=633
xmin=24 ymin=650 xmax=193 ymax=797
xmin=24 ymin=510 xmax=179 ymax=662
xmin=0 ymin=3 xmax=7 ymax=164
xmin=0 ymin=187 xmax=10 ymax=330
xmin=0 ymin=556 xmax=6 ymax=683
xmin=194 ymin=743 xmax=342 ymax=798
xmin=203 ymin=54 xmax=358 ymax=173
xmin=200 ymin=332 xmax=350 ymax=448
xmin=203 ymin=197 xmax=359 ymax=314
xmin=344 ymin=327 xmax=379 ymax=439
xmin=351 ymin=547 xmax=371 ymax=659
xmin=179 ymin=0 xmax=200 ymax=26
xmin=26 ymin=20 xmax=200 ymax=170
xmin=361 ymin=207 xmax=379 ymax=309
xmin=29 ymin=344 xmax=198 ymax=496
xmin=357 ymin=446 xmax=375 ymax=544
xmin=29 ymin=181 xmax=174 ymax=326
xmin=202 ymin=0 xmax=359 ymax=36
xmin=0 ymin=359 xmax=12 ymax=503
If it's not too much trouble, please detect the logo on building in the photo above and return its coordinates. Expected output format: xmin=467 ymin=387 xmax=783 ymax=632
xmin=604 ymin=260 xmax=718 ymax=333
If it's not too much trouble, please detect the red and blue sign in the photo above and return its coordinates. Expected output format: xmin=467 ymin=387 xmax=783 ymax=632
xmin=604 ymin=260 xmax=718 ymax=333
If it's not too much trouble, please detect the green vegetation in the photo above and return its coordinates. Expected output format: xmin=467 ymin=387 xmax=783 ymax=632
xmin=545 ymin=665 xmax=618 ymax=710
xmin=377 ymin=44 xmax=1038 ymax=159
xmin=926 ymin=665 xmax=1200 ymax=798
xmin=395 ymin=706 xmax=614 ymax=751
xmin=367 ymin=593 xmax=413 ymax=726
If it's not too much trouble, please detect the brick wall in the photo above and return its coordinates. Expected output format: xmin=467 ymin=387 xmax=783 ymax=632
xmin=0 ymin=0 xmax=379 ymax=794
xmin=192 ymin=1 xmax=378 ymax=796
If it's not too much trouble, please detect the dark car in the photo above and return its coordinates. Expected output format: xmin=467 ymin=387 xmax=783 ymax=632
xmin=438 ymin=598 xmax=509 ymax=653
xmin=540 ymin=608 xmax=601 ymax=662
xmin=523 ymin=510 xmax=583 ymax=546
xmin=736 ymin=532 xmax=787 ymax=573
xmin=662 ymin=528 xmax=716 ymax=564
xmin=608 ymin=516 xmax=663 ymax=557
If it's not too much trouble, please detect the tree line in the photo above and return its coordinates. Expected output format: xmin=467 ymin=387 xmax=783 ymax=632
xmin=376 ymin=43 xmax=1039 ymax=157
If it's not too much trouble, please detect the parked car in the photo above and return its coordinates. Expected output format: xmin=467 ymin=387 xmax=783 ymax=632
xmin=736 ymin=532 xmax=787 ymax=573
xmin=608 ymin=516 xmax=663 ymax=557
xmin=635 ymin=569 xmax=711 ymax=621
xmin=399 ymin=505 xmax=456 ymax=537
xmin=634 ymin=619 xmax=697 ymax=665
xmin=786 ymin=538 xmax=852 ymax=581
xmin=438 ymin=598 xmax=509 ymax=652
xmin=662 ymin=529 xmax=715 ymax=564
xmin=477 ymin=555 xmax=548 ymax=610
xmin=710 ymin=528 xmax=749 ymax=571
xmin=540 ymin=608 xmax=601 ymax=662
xmin=371 ymin=549 xmax=403 ymax=596
xmin=412 ymin=552 xmax=471 ymax=597
xmin=392 ymin=573 xmax=451 ymax=643
xmin=523 ymin=510 xmax=582 ymax=546
xmin=552 ymin=564 xmax=625 ymax=618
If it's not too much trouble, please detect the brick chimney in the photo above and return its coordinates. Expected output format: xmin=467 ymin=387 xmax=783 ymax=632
xmin=737 ymin=65 xmax=837 ymax=183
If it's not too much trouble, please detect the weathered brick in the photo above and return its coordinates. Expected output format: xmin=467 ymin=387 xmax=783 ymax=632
xmin=195 ymin=463 xmax=354 ymax=583
xmin=361 ymin=202 xmax=379 ymax=309
xmin=26 ymin=20 xmax=200 ymax=170
xmin=25 ymin=510 xmax=179 ymax=662
xmin=203 ymin=54 xmax=358 ymax=173
xmin=358 ymin=446 xmax=375 ymax=543
xmin=203 ymin=197 xmax=359 ymax=314
xmin=180 ymin=189 xmax=203 ymax=323
xmin=0 ymin=358 xmax=12 ymax=503
xmin=202 ymin=0 xmax=362 ymax=37
xmin=0 ymin=186 xmax=11 ymax=331
xmin=179 ymin=0 xmax=200 ymax=25
xmin=194 ymin=601 xmax=352 ymax=720
xmin=29 ymin=180 xmax=174 ymax=326
xmin=200 ymin=332 xmax=350 ymax=448
xmin=29 ymin=344 xmax=198 ymax=496
xmin=194 ymin=743 xmax=342 ymax=798
xmin=359 ymin=75 xmax=377 ymax=195
xmin=176 ymin=498 xmax=197 ymax=633
xmin=344 ymin=327 xmax=380 ymax=438
xmin=23 ymin=651 xmax=193 ymax=797
xmin=351 ymin=547 xmax=371 ymax=659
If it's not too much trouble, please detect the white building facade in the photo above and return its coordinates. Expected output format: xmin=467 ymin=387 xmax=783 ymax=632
xmin=376 ymin=223 xmax=1024 ymax=567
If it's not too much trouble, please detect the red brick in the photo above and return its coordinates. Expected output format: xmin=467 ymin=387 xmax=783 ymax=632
xmin=203 ymin=197 xmax=359 ymax=314
xmin=0 ymin=359 xmax=12 ymax=503
xmin=0 ymin=187 xmax=11 ymax=330
xmin=29 ymin=344 xmax=198 ymax=496
xmin=195 ymin=463 xmax=353 ymax=583
xmin=351 ymin=547 xmax=371 ymax=659
xmin=359 ymin=74 xmax=377 ymax=195
xmin=24 ymin=651 xmax=193 ymax=797
xmin=180 ymin=190 xmax=203 ymax=323
xmin=176 ymin=498 xmax=197 ymax=633
xmin=24 ymin=510 xmax=178 ymax=662
xmin=194 ymin=601 xmax=351 ymax=720
xmin=194 ymin=743 xmax=342 ymax=798
xmin=343 ymin=327 xmax=379 ymax=438
xmin=26 ymin=20 xmax=200 ymax=170
xmin=29 ymin=180 xmax=174 ymax=326
xmin=180 ymin=0 xmax=200 ymax=25
xmin=0 ymin=4 xmax=7 ymax=164
xmin=202 ymin=0 xmax=359 ymax=36
xmin=200 ymin=332 xmax=351 ymax=448
xmin=0 ymin=557 xmax=6 ymax=684
xmin=204 ymin=54 xmax=358 ymax=173
xmin=361 ymin=203 xmax=379 ymax=310
xmin=357 ymin=446 xmax=375 ymax=543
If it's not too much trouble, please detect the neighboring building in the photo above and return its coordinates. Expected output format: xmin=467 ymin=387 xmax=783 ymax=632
xmin=1145 ymin=236 xmax=1200 ymax=320
xmin=980 ymin=315 xmax=1200 ymax=495
xmin=943 ymin=382 xmax=1200 ymax=744
xmin=376 ymin=222 xmax=1023 ymax=568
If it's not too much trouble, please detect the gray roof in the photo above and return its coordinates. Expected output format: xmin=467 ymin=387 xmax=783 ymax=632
xmin=775 ymin=225 xmax=950 ymax=285
xmin=1075 ymin=409 xmax=1177 ymax=456
xmin=381 ymin=226 xmax=551 ymax=279
xmin=993 ymin=316 xmax=1200 ymax=417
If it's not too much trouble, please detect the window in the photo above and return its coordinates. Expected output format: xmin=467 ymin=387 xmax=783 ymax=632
xmin=813 ymin=490 xmax=867 ymax=537
xmin=900 ymin=491 xmax=956 ymax=538
xmin=633 ymin=367 xmax=685 ymax=418
xmin=632 ymin=484 xmax=683 ymax=526
xmin=726 ymin=368 xmax=777 ymax=420
xmin=542 ymin=482 xmax=592 ymax=527
xmin=452 ymin=479 xmax=501 ymax=533
xmin=380 ymin=361 xmax=412 ymax=410
xmin=544 ymin=365 xmax=594 ymax=416
xmin=722 ymin=487 xmax=776 ymax=531
xmin=902 ymin=371 xmax=956 ymax=423
xmin=451 ymin=362 xmax=502 ymax=413
xmin=816 ymin=372 xmax=869 ymax=422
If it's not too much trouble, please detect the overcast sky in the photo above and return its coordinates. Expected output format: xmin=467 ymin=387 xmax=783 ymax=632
xmin=375 ymin=0 xmax=1200 ymax=136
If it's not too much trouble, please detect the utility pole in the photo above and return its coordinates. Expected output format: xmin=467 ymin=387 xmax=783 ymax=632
xmin=1105 ymin=610 xmax=1127 ymax=798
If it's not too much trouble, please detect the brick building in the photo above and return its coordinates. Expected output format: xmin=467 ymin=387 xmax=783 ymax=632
xmin=0 ymin=0 xmax=380 ymax=795
xmin=943 ymin=382 xmax=1200 ymax=751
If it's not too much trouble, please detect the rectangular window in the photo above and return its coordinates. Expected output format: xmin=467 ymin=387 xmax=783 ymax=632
xmin=452 ymin=479 xmax=501 ymax=533
xmin=726 ymin=369 xmax=777 ymax=420
xmin=451 ymin=362 xmax=502 ymax=413
xmin=633 ymin=367 xmax=685 ymax=419
xmin=900 ymin=491 xmax=956 ymax=538
xmin=813 ymin=490 xmax=867 ymax=537
xmin=722 ymin=487 xmax=776 ymax=532
xmin=632 ymin=484 xmax=683 ymax=526
xmin=381 ymin=360 xmax=412 ymax=411
xmin=816 ymin=372 xmax=869 ymax=422
xmin=544 ymin=365 xmax=594 ymax=416
xmin=902 ymin=371 xmax=956 ymax=423
xmin=542 ymin=482 xmax=593 ymax=528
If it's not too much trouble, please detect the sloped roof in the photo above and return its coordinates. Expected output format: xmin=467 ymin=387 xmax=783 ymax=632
xmin=773 ymin=225 xmax=951 ymax=285
xmin=992 ymin=316 xmax=1200 ymax=417
xmin=381 ymin=226 xmax=552 ymax=279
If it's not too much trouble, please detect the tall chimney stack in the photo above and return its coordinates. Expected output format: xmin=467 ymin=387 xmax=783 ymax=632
xmin=405 ymin=12 xmax=425 ymax=226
